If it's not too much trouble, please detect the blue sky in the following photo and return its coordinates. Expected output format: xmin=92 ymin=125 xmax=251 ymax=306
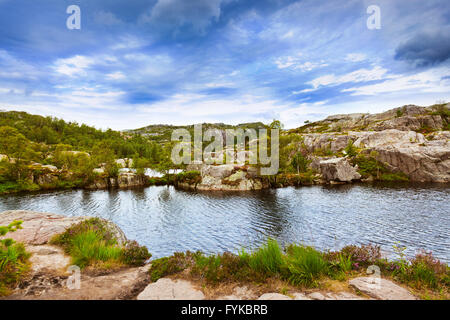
xmin=0 ymin=0 xmax=449 ymax=129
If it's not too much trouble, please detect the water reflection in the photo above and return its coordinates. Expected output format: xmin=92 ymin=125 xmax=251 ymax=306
xmin=0 ymin=183 xmax=448 ymax=262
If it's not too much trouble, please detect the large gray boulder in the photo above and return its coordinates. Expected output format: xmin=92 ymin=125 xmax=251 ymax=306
xmin=312 ymin=157 xmax=361 ymax=182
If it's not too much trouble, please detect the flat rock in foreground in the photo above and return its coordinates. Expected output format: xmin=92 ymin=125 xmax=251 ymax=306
xmin=5 ymin=265 xmax=150 ymax=300
xmin=0 ymin=210 xmax=126 ymax=245
xmin=349 ymin=277 xmax=417 ymax=300
xmin=137 ymin=278 xmax=205 ymax=300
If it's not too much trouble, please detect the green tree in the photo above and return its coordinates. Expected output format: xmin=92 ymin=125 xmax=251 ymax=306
xmin=291 ymin=152 xmax=310 ymax=174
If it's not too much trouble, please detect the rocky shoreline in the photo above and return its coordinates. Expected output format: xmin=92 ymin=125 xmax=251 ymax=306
xmin=0 ymin=210 xmax=435 ymax=300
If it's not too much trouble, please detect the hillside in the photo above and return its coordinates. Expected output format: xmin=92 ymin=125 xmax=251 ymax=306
xmin=289 ymin=103 xmax=450 ymax=134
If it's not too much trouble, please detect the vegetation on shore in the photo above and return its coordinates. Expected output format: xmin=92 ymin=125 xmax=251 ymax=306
xmin=50 ymin=218 xmax=151 ymax=270
xmin=148 ymin=239 xmax=449 ymax=299
xmin=0 ymin=220 xmax=30 ymax=296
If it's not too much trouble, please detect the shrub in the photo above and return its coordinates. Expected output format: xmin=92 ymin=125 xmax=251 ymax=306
xmin=352 ymin=154 xmax=409 ymax=181
xmin=0 ymin=220 xmax=30 ymax=296
xmin=338 ymin=244 xmax=381 ymax=267
xmin=283 ymin=245 xmax=328 ymax=286
xmin=69 ymin=230 xmax=122 ymax=268
xmin=291 ymin=152 xmax=310 ymax=174
xmin=245 ymin=239 xmax=284 ymax=275
xmin=176 ymin=171 xmax=201 ymax=184
xmin=50 ymin=218 xmax=150 ymax=269
xmin=344 ymin=139 xmax=358 ymax=158
xmin=121 ymin=240 xmax=151 ymax=266
xmin=392 ymin=250 xmax=449 ymax=290
xmin=149 ymin=251 xmax=197 ymax=282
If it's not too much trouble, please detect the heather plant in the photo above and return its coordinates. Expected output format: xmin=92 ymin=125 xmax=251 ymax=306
xmin=338 ymin=244 xmax=382 ymax=268
xmin=392 ymin=250 xmax=449 ymax=290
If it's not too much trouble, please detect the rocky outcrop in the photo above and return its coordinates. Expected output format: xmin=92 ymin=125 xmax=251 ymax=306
xmin=85 ymin=172 xmax=148 ymax=190
xmin=300 ymin=104 xmax=449 ymax=133
xmin=0 ymin=210 xmax=149 ymax=300
xmin=349 ymin=277 xmax=417 ymax=300
xmin=302 ymin=129 xmax=450 ymax=183
xmin=0 ymin=210 xmax=127 ymax=245
xmin=180 ymin=164 xmax=268 ymax=191
xmin=311 ymin=157 xmax=361 ymax=183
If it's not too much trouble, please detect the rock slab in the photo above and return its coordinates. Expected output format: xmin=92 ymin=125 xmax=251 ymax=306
xmin=349 ymin=277 xmax=417 ymax=300
xmin=137 ymin=278 xmax=205 ymax=300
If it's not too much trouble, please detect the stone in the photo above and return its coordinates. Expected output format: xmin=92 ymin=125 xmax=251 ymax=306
xmin=117 ymin=172 xmax=146 ymax=189
xmin=0 ymin=210 xmax=127 ymax=245
xmin=137 ymin=278 xmax=205 ymax=300
xmin=178 ymin=164 xmax=267 ymax=191
xmin=217 ymin=286 xmax=256 ymax=300
xmin=6 ymin=265 xmax=150 ymax=300
xmin=349 ymin=277 xmax=417 ymax=300
xmin=93 ymin=168 xmax=105 ymax=174
xmin=307 ymin=292 xmax=326 ymax=300
xmin=115 ymin=158 xmax=133 ymax=168
xmin=27 ymin=245 xmax=71 ymax=274
xmin=257 ymin=293 xmax=292 ymax=300
xmin=312 ymin=157 xmax=361 ymax=182
xmin=292 ymin=293 xmax=311 ymax=300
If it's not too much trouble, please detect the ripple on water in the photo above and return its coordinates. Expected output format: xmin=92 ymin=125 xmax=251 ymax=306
xmin=0 ymin=183 xmax=449 ymax=262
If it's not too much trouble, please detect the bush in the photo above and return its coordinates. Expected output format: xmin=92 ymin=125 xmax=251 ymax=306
xmin=176 ymin=171 xmax=201 ymax=184
xmin=121 ymin=240 xmax=151 ymax=266
xmin=149 ymin=251 xmax=196 ymax=282
xmin=244 ymin=239 xmax=284 ymax=276
xmin=392 ymin=250 xmax=449 ymax=290
xmin=291 ymin=152 xmax=310 ymax=174
xmin=0 ymin=220 xmax=30 ymax=296
xmin=283 ymin=245 xmax=328 ymax=286
xmin=344 ymin=139 xmax=358 ymax=158
xmin=50 ymin=218 xmax=150 ymax=269
xmin=353 ymin=154 xmax=409 ymax=181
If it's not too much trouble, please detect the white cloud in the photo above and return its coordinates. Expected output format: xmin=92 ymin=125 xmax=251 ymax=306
xmin=342 ymin=66 xmax=450 ymax=96
xmin=106 ymin=72 xmax=126 ymax=80
xmin=111 ymin=35 xmax=149 ymax=50
xmin=275 ymin=55 xmax=328 ymax=71
xmin=345 ymin=53 xmax=366 ymax=62
xmin=53 ymin=55 xmax=94 ymax=77
xmin=306 ymin=66 xmax=389 ymax=90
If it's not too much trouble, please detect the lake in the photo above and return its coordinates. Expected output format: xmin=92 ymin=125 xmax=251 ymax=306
xmin=0 ymin=183 xmax=449 ymax=263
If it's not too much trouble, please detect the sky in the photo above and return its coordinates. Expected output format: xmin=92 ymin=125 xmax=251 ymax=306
xmin=0 ymin=0 xmax=449 ymax=130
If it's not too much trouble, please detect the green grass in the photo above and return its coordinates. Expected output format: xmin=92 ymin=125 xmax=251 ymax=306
xmin=147 ymin=239 xmax=449 ymax=296
xmin=68 ymin=230 xmax=122 ymax=268
xmin=0 ymin=220 xmax=31 ymax=296
xmin=0 ymin=181 xmax=40 ymax=194
xmin=50 ymin=218 xmax=151 ymax=269
xmin=283 ymin=245 xmax=329 ymax=286
xmin=244 ymin=238 xmax=284 ymax=275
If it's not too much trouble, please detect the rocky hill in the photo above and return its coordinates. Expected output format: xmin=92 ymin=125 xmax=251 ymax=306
xmin=290 ymin=103 xmax=449 ymax=134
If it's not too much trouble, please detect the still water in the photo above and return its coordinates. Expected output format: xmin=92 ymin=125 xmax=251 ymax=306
xmin=0 ymin=183 xmax=449 ymax=262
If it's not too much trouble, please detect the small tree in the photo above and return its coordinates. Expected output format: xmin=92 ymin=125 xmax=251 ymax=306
xmin=291 ymin=152 xmax=309 ymax=174
xmin=344 ymin=139 xmax=358 ymax=158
